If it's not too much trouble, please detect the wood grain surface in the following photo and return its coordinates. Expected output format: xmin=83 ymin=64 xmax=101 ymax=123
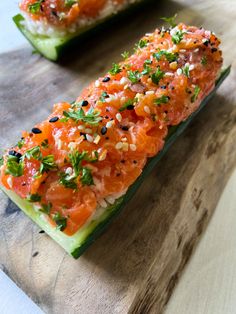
xmin=0 ymin=0 xmax=235 ymax=313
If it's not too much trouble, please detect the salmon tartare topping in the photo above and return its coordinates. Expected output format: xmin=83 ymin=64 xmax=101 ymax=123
xmin=0 ymin=23 xmax=222 ymax=235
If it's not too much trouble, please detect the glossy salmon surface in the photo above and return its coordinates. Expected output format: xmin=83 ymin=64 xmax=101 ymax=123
xmin=0 ymin=24 xmax=222 ymax=235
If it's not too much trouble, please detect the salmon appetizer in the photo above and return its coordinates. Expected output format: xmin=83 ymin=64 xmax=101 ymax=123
xmin=0 ymin=23 xmax=223 ymax=247
xmin=18 ymin=0 xmax=141 ymax=37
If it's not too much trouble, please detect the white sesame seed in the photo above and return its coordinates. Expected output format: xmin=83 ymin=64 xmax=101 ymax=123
xmin=95 ymin=80 xmax=100 ymax=87
xmin=86 ymin=134 xmax=93 ymax=142
xmin=146 ymin=91 xmax=154 ymax=95
xmin=78 ymin=125 xmax=84 ymax=130
xmin=57 ymin=139 xmax=62 ymax=149
xmin=116 ymin=113 xmax=122 ymax=122
xmin=85 ymin=128 xmax=92 ymax=134
xmin=177 ymin=68 xmax=182 ymax=76
xmin=65 ymin=167 xmax=73 ymax=175
xmin=68 ymin=142 xmax=76 ymax=150
xmin=122 ymin=142 xmax=129 ymax=151
xmin=144 ymin=106 xmax=150 ymax=114
xmin=120 ymin=77 xmax=130 ymax=85
xmin=179 ymin=49 xmax=186 ymax=53
xmin=93 ymin=135 xmax=101 ymax=144
xmin=194 ymin=48 xmax=199 ymax=52
xmin=121 ymin=137 xmax=127 ymax=142
xmin=130 ymin=144 xmax=137 ymax=151
xmin=115 ymin=142 xmax=123 ymax=150
xmin=99 ymin=149 xmax=107 ymax=161
xmin=98 ymin=198 xmax=108 ymax=208
xmin=106 ymin=121 xmax=114 ymax=128
xmin=7 ymin=176 xmax=13 ymax=188
xmin=165 ymin=72 xmax=174 ymax=77
xmin=189 ymin=64 xmax=195 ymax=71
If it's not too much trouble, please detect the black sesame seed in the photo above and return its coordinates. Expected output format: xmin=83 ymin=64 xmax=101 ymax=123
xmin=105 ymin=137 xmax=109 ymax=140
xmin=203 ymin=40 xmax=210 ymax=46
xmin=121 ymin=125 xmax=129 ymax=131
xmin=127 ymin=105 xmax=134 ymax=110
xmin=22 ymin=182 xmax=26 ymax=186
xmin=39 ymin=230 xmax=45 ymax=234
xmin=133 ymin=160 xmax=137 ymax=164
xmin=8 ymin=150 xmax=22 ymax=160
xmin=102 ymin=77 xmax=110 ymax=83
xmin=120 ymin=159 xmax=125 ymax=163
xmin=32 ymin=127 xmax=42 ymax=134
xmin=80 ymin=132 xmax=87 ymax=139
xmin=81 ymin=100 xmax=89 ymax=107
xmin=49 ymin=116 xmax=59 ymax=123
xmin=101 ymin=126 xmax=107 ymax=135
xmin=32 ymin=252 xmax=39 ymax=257
xmin=161 ymin=85 xmax=167 ymax=89
xmin=211 ymin=48 xmax=217 ymax=53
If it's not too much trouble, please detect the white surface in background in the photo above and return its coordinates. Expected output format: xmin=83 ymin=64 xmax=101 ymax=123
xmin=0 ymin=270 xmax=44 ymax=314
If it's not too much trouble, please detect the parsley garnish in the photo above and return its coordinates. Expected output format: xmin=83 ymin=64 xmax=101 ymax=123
xmin=52 ymin=212 xmax=67 ymax=231
xmin=63 ymin=107 xmax=102 ymax=126
xmin=59 ymin=172 xmax=77 ymax=189
xmin=17 ymin=138 xmax=25 ymax=149
xmin=136 ymin=39 xmax=148 ymax=49
xmin=23 ymin=146 xmax=42 ymax=160
xmin=191 ymin=86 xmax=201 ymax=103
xmin=160 ymin=14 xmax=177 ymax=28
xmin=128 ymin=70 xmax=141 ymax=83
xmin=171 ymin=30 xmax=185 ymax=44
xmin=109 ymin=63 xmax=121 ymax=75
xmin=154 ymin=95 xmax=170 ymax=106
xmin=182 ymin=64 xmax=190 ymax=77
xmin=151 ymin=67 xmax=165 ymax=85
xmin=121 ymin=51 xmax=129 ymax=59
xmin=41 ymin=139 xmax=49 ymax=149
xmin=80 ymin=167 xmax=94 ymax=186
xmin=5 ymin=155 xmax=24 ymax=177
xmin=39 ymin=155 xmax=57 ymax=174
xmin=65 ymin=0 xmax=77 ymax=7
xmin=27 ymin=193 xmax=41 ymax=202
xmin=0 ymin=156 xmax=3 ymax=167
xmin=201 ymin=56 xmax=207 ymax=65
xmin=153 ymin=50 xmax=178 ymax=62
xmin=39 ymin=203 xmax=52 ymax=214
xmin=99 ymin=91 xmax=108 ymax=103
xmin=28 ymin=0 xmax=43 ymax=14
xmin=119 ymin=99 xmax=135 ymax=112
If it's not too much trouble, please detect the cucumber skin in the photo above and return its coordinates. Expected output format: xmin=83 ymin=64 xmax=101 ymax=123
xmin=12 ymin=0 xmax=151 ymax=61
xmin=0 ymin=67 xmax=230 ymax=258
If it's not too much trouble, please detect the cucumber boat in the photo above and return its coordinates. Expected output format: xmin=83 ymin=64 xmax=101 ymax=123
xmin=0 ymin=22 xmax=229 ymax=258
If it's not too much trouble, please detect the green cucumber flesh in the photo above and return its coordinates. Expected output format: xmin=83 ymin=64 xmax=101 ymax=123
xmin=0 ymin=67 xmax=230 ymax=258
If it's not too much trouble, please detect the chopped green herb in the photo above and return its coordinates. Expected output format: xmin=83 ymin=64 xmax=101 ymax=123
xmin=191 ymin=86 xmax=201 ymax=103
xmin=121 ymin=51 xmax=129 ymax=59
xmin=154 ymin=95 xmax=170 ymax=106
xmin=153 ymin=50 xmax=178 ymax=62
xmin=63 ymin=107 xmax=102 ymax=126
xmin=182 ymin=64 xmax=190 ymax=77
xmin=17 ymin=138 xmax=25 ymax=149
xmin=136 ymin=39 xmax=148 ymax=49
xmin=0 ymin=156 xmax=3 ymax=167
xmin=59 ymin=172 xmax=77 ymax=189
xmin=151 ymin=67 xmax=165 ymax=85
xmin=27 ymin=193 xmax=41 ymax=202
xmin=39 ymin=155 xmax=57 ymax=174
xmin=171 ymin=30 xmax=185 ymax=44
xmin=109 ymin=63 xmax=121 ymax=75
xmin=144 ymin=59 xmax=152 ymax=65
xmin=39 ymin=203 xmax=52 ymax=215
xmin=81 ymin=167 xmax=94 ymax=186
xmin=160 ymin=14 xmax=177 ymax=28
xmin=5 ymin=155 xmax=24 ymax=177
xmin=41 ymin=139 xmax=49 ymax=149
xmin=28 ymin=0 xmax=43 ymax=14
xmin=99 ymin=91 xmax=108 ymax=103
xmin=23 ymin=146 xmax=42 ymax=161
xmin=119 ymin=99 xmax=135 ymax=112
xmin=127 ymin=70 xmax=141 ymax=83
xmin=52 ymin=212 xmax=67 ymax=231
xmin=65 ymin=0 xmax=77 ymax=7
xmin=201 ymin=56 xmax=207 ymax=65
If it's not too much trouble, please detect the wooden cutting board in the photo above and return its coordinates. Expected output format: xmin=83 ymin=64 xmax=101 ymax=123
xmin=0 ymin=0 xmax=236 ymax=313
